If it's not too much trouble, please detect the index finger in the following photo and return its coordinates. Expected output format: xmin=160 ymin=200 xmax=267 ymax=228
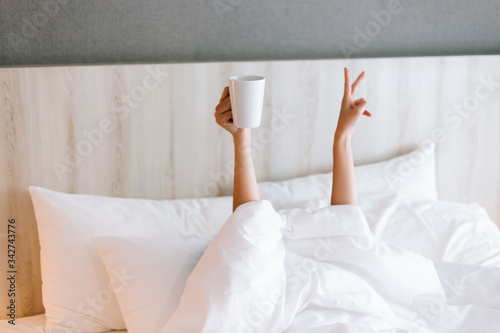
xmin=343 ymin=67 xmax=351 ymax=97
xmin=220 ymin=86 xmax=229 ymax=102
xmin=351 ymin=71 xmax=365 ymax=96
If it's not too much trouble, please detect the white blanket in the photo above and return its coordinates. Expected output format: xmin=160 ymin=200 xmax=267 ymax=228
xmin=162 ymin=200 xmax=500 ymax=332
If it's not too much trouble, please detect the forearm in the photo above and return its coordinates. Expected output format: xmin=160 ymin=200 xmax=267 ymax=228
xmin=232 ymin=130 xmax=260 ymax=211
xmin=331 ymin=131 xmax=358 ymax=206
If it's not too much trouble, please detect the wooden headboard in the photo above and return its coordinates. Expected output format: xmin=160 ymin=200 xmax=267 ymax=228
xmin=1 ymin=55 xmax=499 ymax=318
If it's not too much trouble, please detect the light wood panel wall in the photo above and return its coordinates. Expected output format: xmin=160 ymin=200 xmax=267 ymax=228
xmin=1 ymin=56 xmax=499 ymax=318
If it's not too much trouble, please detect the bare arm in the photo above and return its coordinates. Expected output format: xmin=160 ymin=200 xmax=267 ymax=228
xmin=215 ymin=87 xmax=260 ymax=212
xmin=232 ymin=130 xmax=259 ymax=211
xmin=331 ymin=68 xmax=372 ymax=206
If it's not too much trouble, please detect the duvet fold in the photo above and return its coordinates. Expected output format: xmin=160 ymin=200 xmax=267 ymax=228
xmin=162 ymin=200 xmax=500 ymax=333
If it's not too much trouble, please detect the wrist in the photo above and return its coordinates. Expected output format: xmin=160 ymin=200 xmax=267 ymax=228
xmin=233 ymin=128 xmax=251 ymax=143
xmin=334 ymin=130 xmax=352 ymax=143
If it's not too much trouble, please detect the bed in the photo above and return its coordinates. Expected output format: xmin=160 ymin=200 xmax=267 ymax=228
xmin=1 ymin=55 xmax=500 ymax=332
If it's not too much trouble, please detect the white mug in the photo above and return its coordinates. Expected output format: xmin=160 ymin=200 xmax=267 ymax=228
xmin=228 ymin=75 xmax=265 ymax=128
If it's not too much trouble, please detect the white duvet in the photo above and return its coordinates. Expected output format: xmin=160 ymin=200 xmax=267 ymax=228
xmin=162 ymin=200 xmax=500 ymax=333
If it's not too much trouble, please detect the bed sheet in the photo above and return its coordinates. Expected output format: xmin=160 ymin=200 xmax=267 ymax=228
xmin=162 ymin=200 xmax=500 ymax=332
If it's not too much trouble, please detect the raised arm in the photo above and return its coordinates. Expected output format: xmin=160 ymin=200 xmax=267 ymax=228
xmin=215 ymin=87 xmax=260 ymax=212
xmin=331 ymin=68 xmax=372 ymax=206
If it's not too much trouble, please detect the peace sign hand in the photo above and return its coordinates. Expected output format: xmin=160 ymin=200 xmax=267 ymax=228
xmin=336 ymin=68 xmax=372 ymax=137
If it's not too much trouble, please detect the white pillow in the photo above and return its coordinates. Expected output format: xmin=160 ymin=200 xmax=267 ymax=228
xmin=258 ymin=142 xmax=437 ymax=210
xmin=92 ymin=236 xmax=208 ymax=333
xmin=29 ymin=186 xmax=232 ymax=332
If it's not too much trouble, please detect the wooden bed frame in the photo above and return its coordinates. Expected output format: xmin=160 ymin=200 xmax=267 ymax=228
xmin=1 ymin=55 xmax=499 ymax=318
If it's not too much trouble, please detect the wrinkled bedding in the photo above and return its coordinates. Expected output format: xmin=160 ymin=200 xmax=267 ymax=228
xmin=162 ymin=200 xmax=500 ymax=333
